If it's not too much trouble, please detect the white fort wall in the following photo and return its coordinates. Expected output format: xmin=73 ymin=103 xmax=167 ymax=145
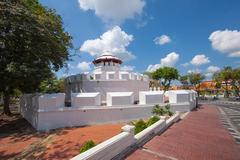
xmin=20 ymin=90 xmax=197 ymax=131
xmin=20 ymin=94 xmax=155 ymax=131
xmin=20 ymin=94 xmax=40 ymax=129
xmin=71 ymin=92 xmax=101 ymax=107
xmin=139 ymin=91 xmax=164 ymax=105
xmin=65 ymin=79 xmax=149 ymax=103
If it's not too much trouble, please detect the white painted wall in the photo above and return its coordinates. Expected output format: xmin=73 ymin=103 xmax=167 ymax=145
xmin=65 ymin=77 xmax=149 ymax=103
xmin=20 ymin=94 xmax=40 ymax=129
xmin=38 ymin=93 xmax=65 ymax=110
xmin=139 ymin=91 xmax=164 ymax=105
xmin=36 ymin=105 xmax=154 ymax=131
xmin=167 ymin=90 xmax=190 ymax=103
xmin=107 ymin=92 xmax=134 ymax=106
xmin=20 ymin=93 xmax=65 ymax=130
xmin=71 ymin=92 xmax=101 ymax=107
xmin=20 ymin=90 xmax=196 ymax=131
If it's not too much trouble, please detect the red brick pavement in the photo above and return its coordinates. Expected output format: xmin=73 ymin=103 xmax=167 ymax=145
xmin=126 ymin=104 xmax=240 ymax=160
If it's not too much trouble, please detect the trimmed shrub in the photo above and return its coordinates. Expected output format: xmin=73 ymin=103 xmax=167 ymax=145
xmin=152 ymin=104 xmax=165 ymax=116
xmin=168 ymin=111 xmax=173 ymax=116
xmin=165 ymin=104 xmax=174 ymax=116
xmin=80 ymin=140 xmax=95 ymax=153
xmin=146 ymin=116 xmax=160 ymax=127
xmin=134 ymin=119 xmax=147 ymax=134
xmin=165 ymin=104 xmax=170 ymax=110
xmin=152 ymin=104 xmax=174 ymax=117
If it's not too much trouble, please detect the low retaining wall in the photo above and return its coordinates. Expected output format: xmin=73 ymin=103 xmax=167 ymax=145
xmin=36 ymin=106 xmax=154 ymax=131
xmin=170 ymin=102 xmax=195 ymax=112
xmin=71 ymin=113 xmax=181 ymax=160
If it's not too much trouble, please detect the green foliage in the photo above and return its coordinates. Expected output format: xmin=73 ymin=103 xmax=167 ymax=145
xmin=132 ymin=116 xmax=162 ymax=135
xmin=179 ymin=75 xmax=189 ymax=89
xmin=188 ymin=73 xmax=205 ymax=86
xmin=165 ymin=104 xmax=170 ymax=110
xmin=168 ymin=111 xmax=174 ymax=116
xmin=152 ymin=104 xmax=174 ymax=117
xmin=188 ymin=73 xmax=205 ymax=90
xmin=39 ymin=75 xmax=65 ymax=93
xmin=0 ymin=0 xmax=72 ymax=114
xmin=134 ymin=119 xmax=147 ymax=134
xmin=213 ymin=66 xmax=240 ymax=97
xmin=152 ymin=67 xmax=179 ymax=92
xmin=232 ymin=68 xmax=240 ymax=97
xmin=80 ymin=140 xmax=95 ymax=153
xmin=152 ymin=104 xmax=166 ymax=116
xmin=146 ymin=116 xmax=160 ymax=127
xmin=13 ymin=89 xmax=22 ymax=98
xmin=215 ymin=81 xmax=221 ymax=89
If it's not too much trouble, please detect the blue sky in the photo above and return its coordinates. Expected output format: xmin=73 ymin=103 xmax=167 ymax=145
xmin=39 ymin=0 xmax=240 ymax=79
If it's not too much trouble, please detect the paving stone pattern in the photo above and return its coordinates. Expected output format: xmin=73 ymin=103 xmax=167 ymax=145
xmin=126 ymin=104 xmax=240 ymax=160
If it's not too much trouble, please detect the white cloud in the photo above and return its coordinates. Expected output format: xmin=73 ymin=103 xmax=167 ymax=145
xmin=160 ymin=52 xmax=179 ymax=67
xmin=207 ymin=65 xmax=221 ymax=73
xmin=80 ymin=26 xmax=135 ymax=61
xmin=188 ymin=69 xmax=201 ymax=74
xmin=229 ymin=51 xmax=240 ymax=57
xmin=190 ymin=54 xmax=210 ymax=66
xmin=67 ymin=63 xmax=75 ymax=69
xmin=77 ymin=61 xmax=91 ymax=71
xmin=205 ymin=65 xmax=221 ymax=78
xmin=181 ymin=62 xmax=189 ymax=67
xmin=154 ymin=35 xmax=171 ymax=45
xmin=121 ymin=65 xmax=135 ymax=71
xmin=204 ymin=73 xmax=213 ymax=78
xmin=209 ymin=29 xmax=240 ymax=57
xmin=146 ymin=52 xmax=180 ymax=72
xmin=78 ymin=0 xmax=145 ymax=25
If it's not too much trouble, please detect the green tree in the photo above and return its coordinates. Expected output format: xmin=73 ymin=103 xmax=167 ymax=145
xmin=39 ymin=75 xmax=65 ymax=93
xmin=0 ymin=0 xmax=72 ymax=115
xmin=232 ymin=68 xmax=240 ymax=97
xmin=188 ymin=73 xmax=205 ymax=93
xmin=214 ymin=81 xmax=222 ymax=97
xmin=213 ymin=67 xmax=234 ymax=98
xmin=179 ymin=75 xmax=189 ymax=89
xmin=152 ymin=67 xmax=179 ymax=92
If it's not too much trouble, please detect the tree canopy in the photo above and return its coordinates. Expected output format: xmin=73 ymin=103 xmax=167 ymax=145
xmin=152 ymin=67 xmax=179 ymax=92
xmin=39 ymin=75 xmax=65 ymax=93
xmin=213 ymin=66 xmax=240 ymax=98
xmin=0 ymin=0 xmax=72 ymax=115
xmin=188 ymin=73 xmax=205 ymax=91
xmin=179 ymin=75 xmax=189 ymax=89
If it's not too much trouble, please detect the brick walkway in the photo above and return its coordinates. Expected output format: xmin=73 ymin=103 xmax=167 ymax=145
xmin=126 ymin=104 xmax=240 ymax=160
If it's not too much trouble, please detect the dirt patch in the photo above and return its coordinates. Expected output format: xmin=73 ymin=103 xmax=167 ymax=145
xmin=0 ymin=111 xmax=124 ymax=160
